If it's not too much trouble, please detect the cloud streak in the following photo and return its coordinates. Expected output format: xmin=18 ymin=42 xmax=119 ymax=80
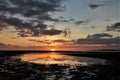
xmin=28 ymin=39 xmax=51 ymax=44
xmin=87 ymin=33 xmax=113 ymax=38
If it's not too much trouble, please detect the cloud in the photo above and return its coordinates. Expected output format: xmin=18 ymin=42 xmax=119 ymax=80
xmin=0 ymin=0 xmax=64 ymax=37
xmin=0 ymin=21 xmax=8 ymax=31
xmin=63 ymin=29 xmax=71 ymax=37
xmin=58 ymin=17 xmax=75 ymax=23
xmin=53 ymin=39 xmax=73 ymax=45
xmin=28 ymin=39 xmax=50 ymax=44
xmin=0 ymin=43 xmax=20 ymax=48
xmin=75 ymin=20 xmax=89 ymax=26
xmin=0 ymin=43 xmax=8 ymax=47
xmin=59 ymin=16 xmax=64 ymax=19
xmin=53 ymin=39 xmax=68 ymax=43
xmin=89 ymin=4 xmax=104 ymax=9
xmin=74 ymin=33 xmax=120 ymax=45
xmin=105 ymin=19 xmax=111 ymax=21
xmin=88 ymin=33 xmax=113 ymax=38
xmin=106 ymin=22 xmax=120 ymax=32
xmin=0 ymin=42 xmax=45 ymax=50
xmin=0 ymin=0 xmax=64 ymax=16
xmin=28 ymin=39 xmax=73 ymax=47
xmin=60 ymin=19 xmax=70 ymax=23
xmin=41 ymin=28 xmax=63 ymax=36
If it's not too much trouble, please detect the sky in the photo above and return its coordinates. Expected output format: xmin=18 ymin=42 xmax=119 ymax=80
xmin=0 ymin=0 xmax=120 ymax=51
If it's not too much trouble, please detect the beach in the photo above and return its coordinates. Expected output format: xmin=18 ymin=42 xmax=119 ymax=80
xmin=0 ymin=51 xmax=120 ymax=80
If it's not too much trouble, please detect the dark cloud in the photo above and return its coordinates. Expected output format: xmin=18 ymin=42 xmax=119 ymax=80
xmin=87 ymin=33 xmax=113 ymax=39
xmin=0 ymin=43 xmax=7 ymax=47
xmin=41 ymin=28 xmax=63 ymax=36
xmin=0 ymin=43 xmax=19 ymax=48
xmin=89 ymin=4 xmax=104 ymax=9
xmin=91 ymin=26 xmax=95 ymax=29
xmin=53 ymin=39 xmax=68 ymax=43
xmin=75 ymin=33 xmax=120 ymax=45
xmin=0 ymin=42 xmax=44 ymax=50
xmin=28 ymin=39 xmax=72 ymax=45
xmin=61 ymin=19 xmax=70 ymax=23
xmin=0 ymin=21 xmax=8 ymax=30
xmin=0 ymin=0 xmax=64 ymax=37
xmin=75 ymin=20 xmax=89 ymax=26
xmin=106 ymin=22 xmax=120 ymax=32
xmin=28 ymin=39 xmax=50 ymax=44
xmin=105 ymin=19 xmax=111 ymax=21
xmin=0 ymin=15 xmax=38 ymax=29
xmin=63 ymin=29 xmax=71 ymax=37
xmin=59 ymin=16 xmax=64 ymax=19
xmin=53 ymin=39 xmax=72 ymax=45
xmin=59 ymin=18 xmax=75 ymax=23
xmin=48 ymin=25 xmax=71 ymax=37
xmin=0 ymin=0 xmax=64 ymax=16
xmin=69 ymin=18 xmax=75 ymax=22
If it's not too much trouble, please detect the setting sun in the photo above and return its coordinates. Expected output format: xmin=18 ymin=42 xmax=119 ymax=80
xmin=51 ymin=49 xmax=55 ymax=51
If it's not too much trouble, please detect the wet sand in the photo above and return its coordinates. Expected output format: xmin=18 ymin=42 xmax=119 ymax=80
xmin=0 ymin=51 xmax=120 ymax=80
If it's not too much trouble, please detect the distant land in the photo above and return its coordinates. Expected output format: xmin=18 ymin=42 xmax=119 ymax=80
xmin=0 ymin=49 xmax=120 ymax=52
xmin=0 ymin=49 xmax=120 ymax=60
xmin=90 ymin=49 xmax=120 ymax=52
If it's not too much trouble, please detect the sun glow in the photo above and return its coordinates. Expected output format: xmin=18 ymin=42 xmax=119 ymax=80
xmin=51 ymin=49 xmax=55 ymax=51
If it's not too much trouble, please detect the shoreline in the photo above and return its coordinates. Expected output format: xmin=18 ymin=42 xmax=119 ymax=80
xmin=0 ymin=51 xmax=120 ymax=60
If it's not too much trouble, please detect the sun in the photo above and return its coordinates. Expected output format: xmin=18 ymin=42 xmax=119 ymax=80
xmin=51 ymin=49 xmax=55 ymax=51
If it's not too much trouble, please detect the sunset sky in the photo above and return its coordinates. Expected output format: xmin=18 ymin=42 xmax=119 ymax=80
xmin=0 ymin=0 xmax=120 ymax=51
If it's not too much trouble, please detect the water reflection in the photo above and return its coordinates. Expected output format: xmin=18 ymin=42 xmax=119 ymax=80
xmin=20 ymin=52 xmax=106 ymax=66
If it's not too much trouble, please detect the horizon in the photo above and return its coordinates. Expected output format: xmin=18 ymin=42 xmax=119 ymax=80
xmin=0 ymin=49 xmax=120 ymax=52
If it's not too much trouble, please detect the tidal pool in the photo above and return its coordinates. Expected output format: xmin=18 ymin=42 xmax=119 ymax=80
xmin=19 ymin=52 xmax=107 ymax=66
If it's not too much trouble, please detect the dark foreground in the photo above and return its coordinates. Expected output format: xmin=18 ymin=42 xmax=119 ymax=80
xmin=0 ymin=51 xmax=120 ymax=80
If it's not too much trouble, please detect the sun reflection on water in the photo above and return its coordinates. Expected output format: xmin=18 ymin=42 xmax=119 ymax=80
xmin=19 ymin=52 xmax=106 ymax=66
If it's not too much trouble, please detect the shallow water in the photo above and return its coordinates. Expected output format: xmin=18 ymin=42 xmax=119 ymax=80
xmin=19 ymin=52 xmax=107 ymax=66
